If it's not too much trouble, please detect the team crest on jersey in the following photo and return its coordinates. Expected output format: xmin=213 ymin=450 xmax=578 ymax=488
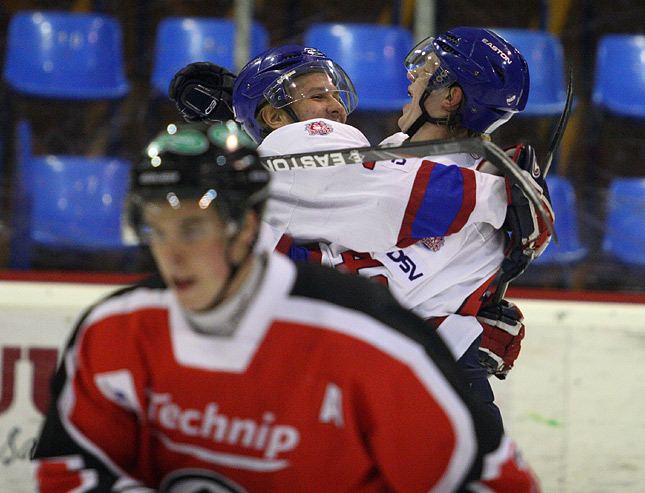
xmin=421 ymin=237 xmax=445 ymax=252
xmin=305 ymin=121 xmax=334 ymax=136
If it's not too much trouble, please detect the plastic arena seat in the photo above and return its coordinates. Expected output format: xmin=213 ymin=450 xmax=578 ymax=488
xmin=592 ymin=34 xmax=645 ymax=119
xmin=602 ymin=178 xmax=645 ymax=266
xmin=490 ymin=29 xmax=568 ymax=117
xmin=304 ymin=23 xmax=414 ymax=111
xmin=9 ymin=121 xmax=134 ymax=270
xmin=151 ymin=17 xmax=269 ymax=96
xmin=3 ymin=10 xmax=129 ymax=100
xmin=532 ymin=175 xmax=588 ymax=265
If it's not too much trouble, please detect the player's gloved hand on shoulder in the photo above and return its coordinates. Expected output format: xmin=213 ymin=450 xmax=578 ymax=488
xmin=477 ymin=299 xmax=526 ymax=380
xmin=168 ymin=62 xmax=237 ymax=123
xmin=500 ymin=143 xmax=555 ymax=284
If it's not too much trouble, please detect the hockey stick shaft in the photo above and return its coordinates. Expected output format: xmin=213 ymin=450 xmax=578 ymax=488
xmin=491 ymin=67 xmax=574 ymax=304
xmin=261 ymin=137 xmax=481 ymax=171
xmin=260 ymin=137 xmax=555 ymax=240
xmin=542 ymin=66 xmax=574 ymax=178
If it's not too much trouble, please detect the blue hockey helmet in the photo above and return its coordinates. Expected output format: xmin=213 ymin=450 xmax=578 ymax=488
xmin=232 ymin=45 xmax=358 ymax=143
xmin=404 ymin=27 xmax=530 ymax=134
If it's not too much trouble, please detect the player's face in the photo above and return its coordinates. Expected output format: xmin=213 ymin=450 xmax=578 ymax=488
xmin=289 ymin=72 xmax=347 ymax=124
xmin=143 ymin=199 xmax=232 ymax=312
xmin=398 ymin=53 xmax=450 ymax=134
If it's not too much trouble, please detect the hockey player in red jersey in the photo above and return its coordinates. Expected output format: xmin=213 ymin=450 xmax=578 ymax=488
xmin=32 ymin=122 xmax=540 ymax=492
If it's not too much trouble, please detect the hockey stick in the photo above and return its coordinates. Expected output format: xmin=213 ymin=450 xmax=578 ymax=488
xmin=260 ymin=136 xmax=556 ymax=240
xmin=543 ymin=65 xmax=574 ymax=178
xmin=490 ymin=66 xmax=574 ymax=305
xmin=262 ymin=137 xmax=479 ymax=171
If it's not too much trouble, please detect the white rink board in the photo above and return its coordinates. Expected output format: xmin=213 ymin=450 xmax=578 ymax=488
xmin=0 ymin=281 xmax=115 ymax=493
xmin=491 ymin=299 xmax=645 ymax=493
xmin=1 ymin=280 xmax=644 ymax=492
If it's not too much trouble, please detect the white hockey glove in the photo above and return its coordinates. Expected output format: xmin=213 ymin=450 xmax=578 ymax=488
xmin=477 ymin=300 xmax=526 ymax=380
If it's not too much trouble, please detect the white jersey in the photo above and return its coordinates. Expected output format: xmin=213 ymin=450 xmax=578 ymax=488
xmin=259 ymin=120 xmax=507 ymax=358
xmin=259 ymin=119 xmax=507 ymax=253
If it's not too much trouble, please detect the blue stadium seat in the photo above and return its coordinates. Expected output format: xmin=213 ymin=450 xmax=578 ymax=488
xmin=3 ymin=10 xmax=129 ymax=100
xmin=9 ymin=121 xmax=134 ymax=270
xmin=490 ymin=29 xmax=568 ymax=117
xmin=592 ymin=34 xmax=645 ymax=118
xmin=533 ymin=175 xmax=588 ymax=265
xmin=304 ymin=23 xmax=414 ymax=111
xmin=151 ymin=17 xmax=269 ymax=96
xmin=602 ymin=178 xmax=645 ymax=266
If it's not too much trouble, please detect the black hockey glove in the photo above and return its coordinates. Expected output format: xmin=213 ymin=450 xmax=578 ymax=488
xmin=168 ymin=62 xmax=237 ymax=123
xmin=499 ymin=143 xmax=555 ymax=284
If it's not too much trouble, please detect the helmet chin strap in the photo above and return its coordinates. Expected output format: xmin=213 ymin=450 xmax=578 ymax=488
xmin=259 ymin=102 xmax=301 ymax=140
xmin=284 ymin=105 xmax=300 ymax=125
xmin=405 ymin=83 xmax=469 ymax=139
xmin=404 ymin=89 xmax=449 ymax=139
xmin=206 ymin=222 xmax=258 ymax=309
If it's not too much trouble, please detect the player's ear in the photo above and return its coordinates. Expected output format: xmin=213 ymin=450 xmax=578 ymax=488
xmin=241 ymin=209 xmax=260 ymax=240
xmin=443 ymin=86 xmax=463 ymax=111
xmin=260 ymin=105 xmax=292 ymax=130
xmin=229 ymin=209 xmax=260 ymax=263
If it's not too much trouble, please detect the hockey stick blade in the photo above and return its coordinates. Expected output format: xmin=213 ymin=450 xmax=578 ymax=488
xmin=260 ymin=137 xmax=556 ymax=240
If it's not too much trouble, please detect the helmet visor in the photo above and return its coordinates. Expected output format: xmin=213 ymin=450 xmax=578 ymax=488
xmin=263 ymin=60 xmax=358 ymax=115
xmin=404 ymin=38 xmax=457 ymax=92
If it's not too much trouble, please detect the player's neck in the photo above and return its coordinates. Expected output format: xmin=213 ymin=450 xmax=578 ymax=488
xmin=409 ymin=123 xmax=448 ymax=143
xmin=184 ymin=255 xmax=265 ymax=336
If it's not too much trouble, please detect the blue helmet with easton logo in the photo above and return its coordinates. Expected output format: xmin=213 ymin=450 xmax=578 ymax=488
xmin=404 ymin=27 xmax=530 ymax=134
xmin=232 ymin=45 xmax=358 ymax=143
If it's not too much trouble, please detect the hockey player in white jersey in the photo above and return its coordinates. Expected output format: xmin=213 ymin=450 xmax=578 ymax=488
xmin=169 ymin=28 xmax=554 ymax=426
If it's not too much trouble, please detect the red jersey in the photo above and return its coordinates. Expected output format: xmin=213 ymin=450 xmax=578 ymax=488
xmin=32 ymin=253 xmax=539 ymax=492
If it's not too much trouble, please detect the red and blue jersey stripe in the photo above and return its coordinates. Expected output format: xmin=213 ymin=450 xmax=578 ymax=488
xmin=397 ymin=161 xmax=476 ymax=247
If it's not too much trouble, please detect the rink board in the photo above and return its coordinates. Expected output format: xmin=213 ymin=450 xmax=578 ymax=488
xmin=0 ymin=279 xmax=644 ymax=492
